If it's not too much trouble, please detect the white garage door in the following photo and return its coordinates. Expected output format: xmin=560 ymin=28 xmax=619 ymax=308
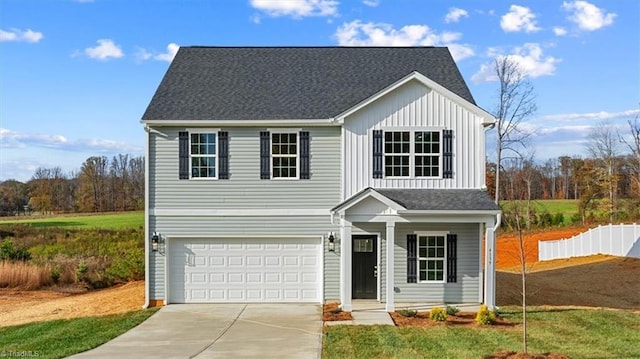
xmin=168 ymin=238 xmax=321 ymax=303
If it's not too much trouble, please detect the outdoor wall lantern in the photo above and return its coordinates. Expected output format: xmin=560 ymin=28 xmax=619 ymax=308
xmin=328 ymin=232 xmax=336 ymax=252
xmin=151 ymin=232 xmax=160 ymax=252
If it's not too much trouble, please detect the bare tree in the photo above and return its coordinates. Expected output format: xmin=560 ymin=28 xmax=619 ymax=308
xmin=586 ymin=122 xmax=619 ymax=222
xmin=619 ymin=111 xmax=640 ymax=196
xmin=493 ymin=57 xmax=537 ymax=204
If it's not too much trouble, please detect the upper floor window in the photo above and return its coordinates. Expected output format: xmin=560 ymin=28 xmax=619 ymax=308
xmin=382 ymin=130 xmax=441 ymax=178
xmin=272 ymin=133 xmax=298 ymax=179
xmin=190 ymin=133 xmax=217 ymax=178
xmin=178 ymin=131 xmax=228 ymax=180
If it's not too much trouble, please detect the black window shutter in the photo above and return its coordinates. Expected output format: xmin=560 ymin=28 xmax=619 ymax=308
xmin=443 ymin=129 xmax=453 ymax=179
xmin=300 ymin=131 xmax=310 ymax=179
xmin=218 ymin=131 xmax=229 ymax=179
xmin=373 ymin=129 xmax=383 ymax=179
xmin=447 ymin=234 xmax=457 ymax=283
xmin=407 ymin=234 xmax=417 ymax=283
xmin=178 ymin=131 xmax=189 ymax=180
xmin=260 ymin=131 xmax=270 ymax=179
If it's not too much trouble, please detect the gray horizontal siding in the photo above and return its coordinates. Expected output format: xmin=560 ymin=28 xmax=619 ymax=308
xmin=393 ymin=223 xmax=480 ymax=303
xmin=149 ymin=127 xmax=341 ymax=209
xmin=352 ymin=222 xmax=481 ymax=304
xmin=149 ymin=215 xmax=339 ymax=300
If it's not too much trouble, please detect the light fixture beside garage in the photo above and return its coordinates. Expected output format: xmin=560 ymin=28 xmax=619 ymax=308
xmin=328 ymin=232 xmax=336 ymax=252
xmin=151 ymin=232 xmax=160 ymax=252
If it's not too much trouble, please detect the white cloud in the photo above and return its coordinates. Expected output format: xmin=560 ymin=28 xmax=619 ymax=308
xmin=135 ymin=43 xmax=180 ymax=63
xmin=154 ymin=43 xmax=179 ymax=62
xmin=472 ymin=43 xmax=560 ymax=82
xmin=0 ymin=28 xmax=44 ymax=43
xmin=334 ymin=20 xmax=475 ymax=61
xmin=0 ymin=128 xmax=142 ymax=153
xmin=553 ymin=27 xmax=568 ymax=36
xmin=562 ymin=1 xmax=616 ymax=31
xmin=542 ymin=109 xmax=640 ymax=122
xmin=250 ymin=0 xmax=338 ymax=19
xmin=500 ymin=5 xmax=541 ymax=33
xmin=362 ymin=0 xmax=379 ymax=7
xmin=83 ymin=39 xmax=124 ymax=60
xmin=444 ymin=7 xmax=469 ymax=23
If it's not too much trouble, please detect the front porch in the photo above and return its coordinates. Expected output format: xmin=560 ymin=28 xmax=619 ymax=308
xmin=330 ymin=188 xmax=501 ymax=313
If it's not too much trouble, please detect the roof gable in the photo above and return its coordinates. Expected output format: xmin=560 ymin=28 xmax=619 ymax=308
xmin=141 ymin=47 xmax=477 ymax=123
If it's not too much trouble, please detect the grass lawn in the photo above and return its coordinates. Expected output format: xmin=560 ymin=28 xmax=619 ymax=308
xmin=0 ymin=308 xmax=158 ymax=359
xmin=323 ymin=307 xmax=640 ymax=359
xmin=0 ymin=211 xmax=144 ymax=230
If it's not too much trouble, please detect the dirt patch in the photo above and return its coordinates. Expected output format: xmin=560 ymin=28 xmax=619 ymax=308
xmin=390 ymin=311 xmax=513 ymax=328
xmin=496 ymin=227 xmax=587 ymax=270
xmin=0 ymin=281 xmax=145 ymax=327
xmin=484 ymin=350 xmax=570 ymax=359
xmin=323 ymin=302 xmax=353 ymax=321
xmin=497 ymin=257 xmax=640 ymax=309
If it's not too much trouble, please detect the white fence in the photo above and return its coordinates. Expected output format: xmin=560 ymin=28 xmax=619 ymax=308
xmin=538 ymin=223 xmax=640 ymax=261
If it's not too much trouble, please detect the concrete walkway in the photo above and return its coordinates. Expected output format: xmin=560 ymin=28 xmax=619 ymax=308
xmin=71 ymin=304 xmax=322 ymax=359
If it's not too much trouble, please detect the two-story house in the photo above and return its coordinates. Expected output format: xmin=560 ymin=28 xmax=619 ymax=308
xmin=141 ymin=47 xmax=501 ymax=312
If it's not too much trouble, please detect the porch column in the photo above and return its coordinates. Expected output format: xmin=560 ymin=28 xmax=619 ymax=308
xmin=340 ymin=220 xmax=352 ymax=312
xmin=484 ymin=218 xmax=496 ymax=309
xmin=385 ymin=221 xmax=395 ymax=312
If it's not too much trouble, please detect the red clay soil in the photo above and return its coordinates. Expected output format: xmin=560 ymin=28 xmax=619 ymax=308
xmin=323 ymin=302 xmax=353 ymax=321
xmin=496 ymin=227 xmax=588 ymax=270
xmin=484 ymin=350 xmax=570 ymax=359
xmin=390 ymin=311 xmax=513 ymax=328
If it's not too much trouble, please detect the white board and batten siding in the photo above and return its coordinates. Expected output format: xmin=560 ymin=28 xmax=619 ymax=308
xmin=343 ymin=79 xmax=487 ymax=198
xmin=147 ymin=126 xmax=342 ymax=302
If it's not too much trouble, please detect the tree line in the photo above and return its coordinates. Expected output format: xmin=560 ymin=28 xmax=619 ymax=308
xmin=0 ymin=154 xmax=144 ymax=216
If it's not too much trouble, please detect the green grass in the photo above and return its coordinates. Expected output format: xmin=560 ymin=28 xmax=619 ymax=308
xmin=0 ymin=308 xmax=158 ymax=359
xmin=323 ymin=307 xmax=640 ymax=359
xmin=0 ymin=211 xmax=144 ymax=229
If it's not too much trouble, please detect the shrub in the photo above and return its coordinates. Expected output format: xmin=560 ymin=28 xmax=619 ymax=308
xmin=399 ymin=308 xmax=417 ymax=317
xmin=0 ymin=238 xmax=31 ymax=261
xmin=475 ymin=304 xmax=496 ymax=325
xmin=429 ymin=307 xmax=447 ymax=322
xmin=552 ymin=212 xmax=565 ymax=226
xmin=445 ymin=305 xmax=460 ymax=316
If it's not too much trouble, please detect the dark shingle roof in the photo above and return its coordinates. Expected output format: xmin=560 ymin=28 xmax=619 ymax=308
xmin=141 ymin=47 xmax=475 ymax=122
xmin=376 ymin=189 xmax=499 ymax=211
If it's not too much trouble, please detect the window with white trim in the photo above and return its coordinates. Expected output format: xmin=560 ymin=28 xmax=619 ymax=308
xmin=418 ymin=234 xmax=446 ymax=282
xmin=271 ymin=133 xmax=298 ymax=178
xmin=190 ymin=133 xmax=217 ymax=178
xmin=383 ymin=130 xmax=441 ymax=178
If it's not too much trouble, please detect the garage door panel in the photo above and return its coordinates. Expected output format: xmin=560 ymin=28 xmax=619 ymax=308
xmin=169 ymin=238 xmax=321 ymax=303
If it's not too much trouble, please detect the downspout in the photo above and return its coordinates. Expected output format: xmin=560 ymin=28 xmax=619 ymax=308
xmin=142 ymin=125 xmax=151 ymax=309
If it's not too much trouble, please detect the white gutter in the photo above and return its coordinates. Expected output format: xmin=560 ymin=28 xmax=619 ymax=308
xmin=141 ymin=118 xmax=340 ymax=127
xmin=142 ymin=125 xmax=151 ymax=309
xmin=493 ymin=212 xmax=502 ymax=232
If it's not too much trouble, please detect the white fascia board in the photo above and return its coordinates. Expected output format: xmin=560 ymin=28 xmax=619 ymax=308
xmin=331 ymin=188 xmax=406 ymax=215
xmin=141 ymin=118 xmax=340 ymax=127
xmin=399 ymin=209 xmax=501 ymax=215
xmin=334 ymin=71 xmax=496 ymax=126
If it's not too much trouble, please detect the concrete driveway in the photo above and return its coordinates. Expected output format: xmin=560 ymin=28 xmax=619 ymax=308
xmin=70 ymin=304 xmax=322 ymax=359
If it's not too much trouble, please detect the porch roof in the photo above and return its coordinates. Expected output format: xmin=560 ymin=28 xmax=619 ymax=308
xmin=331 ymin=187 xmax=499 ymax=214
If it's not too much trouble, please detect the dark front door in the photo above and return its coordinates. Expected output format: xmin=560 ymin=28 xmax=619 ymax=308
xmin=352 ymin=235 xmax=377 ymax=299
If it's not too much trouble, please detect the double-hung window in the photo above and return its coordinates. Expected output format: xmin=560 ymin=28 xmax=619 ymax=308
xmin=380 ymin=130 xmax=443 ymax=178
xmin=271 ymin=133 xmax=298 ymax=179
xmin=190 ymin=133 xmax=217 ymax=178
xmin=418 ymin=234 xmax=446 ymax=282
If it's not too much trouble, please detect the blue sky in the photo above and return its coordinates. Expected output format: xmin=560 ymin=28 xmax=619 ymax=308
xmin=1 ymin=0 xmax=638 ymax=182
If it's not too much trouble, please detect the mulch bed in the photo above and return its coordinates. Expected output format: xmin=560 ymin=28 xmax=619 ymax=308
xmin=484 ymin=350 xmax=571 ymax=359
xmin=323 ymin=302 xmax=353 ymax=321
xmin=390 ymin=311 xmax=514 ymax=328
